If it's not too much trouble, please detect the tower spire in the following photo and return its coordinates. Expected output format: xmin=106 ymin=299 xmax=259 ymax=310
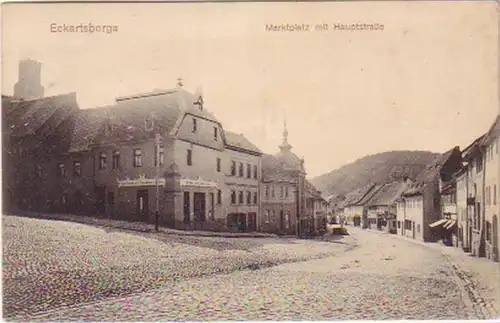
xmin=279 ymin=113 xmax=292 ymax=152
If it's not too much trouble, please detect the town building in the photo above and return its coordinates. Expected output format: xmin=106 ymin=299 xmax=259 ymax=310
xmin=260 ymin=121 xmax=321 ymax=235
xmin=366 ymin=180 xmax=410 ymax=233
xmin=400 ymin=147 xmax=462 ymax=242
xmin=462 ymin=136 xmax=487 ymax=257
xmin=3 ymin=60 xmax=264 ymax=232
xmin=482 ymin=115 xmax=499 ymax=262
xmin=340 ymin=184 xmax=378 ymax=227
xmin=455 ymin=167 xmax=469 ymax=251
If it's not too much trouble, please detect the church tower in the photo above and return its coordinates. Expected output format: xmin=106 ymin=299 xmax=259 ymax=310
xmin=14 ymin=59 xmax=44 ymax=100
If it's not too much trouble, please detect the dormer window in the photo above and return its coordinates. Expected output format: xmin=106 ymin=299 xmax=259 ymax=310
xmin=145 ymin=116 xmax=154 ymax=131
xmin=192 ymin=118 xmax=197 ymax=133
xmin=213 ymin=127 xmax=218 ymax=140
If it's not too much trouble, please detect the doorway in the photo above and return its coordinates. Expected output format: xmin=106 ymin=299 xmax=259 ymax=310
xmin=136 ymin=189 xmax=149 ymax=220
xmin=280 ymin=210 xmax=285 ymax=231
xmin=95 ymin=186 xmax=106 ymax=215
xmin=237 ymin=213 xmax=247 ymax=232
xmin=194 ymin=192 xmax=206 ymax=222
xmin=247 ymin=212 xmax=257 ymax=232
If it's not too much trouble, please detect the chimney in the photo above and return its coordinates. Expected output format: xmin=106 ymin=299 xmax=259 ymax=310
xmin=14 ymin=59 xmax=45 ymax=100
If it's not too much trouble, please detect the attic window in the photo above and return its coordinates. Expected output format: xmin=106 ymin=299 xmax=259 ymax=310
xmin=145 ymin=116 xmax=154 ymax=131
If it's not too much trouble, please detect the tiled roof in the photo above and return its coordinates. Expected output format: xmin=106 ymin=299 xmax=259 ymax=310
xmin=403 ymin=146 xmax=460 ymax=196
xmin=462 ymin=134 xmax=485 ymax=160
xmin=367 ymin=181 xmax=409 ymax=206
xmin=68 ymin=108 xmax=109 ymax=153
xmin=341 ymin=184 xmax=377 ymax=207
xmin=6 ymin=93 xmax=78 ymax=137
xmin=224 ymin=131 xmax=262 ymax=154
xmin=481 ymin=114 xmax=500 ymax=147
xmin=261 ymin=154 xmax=298 ymax=183
xmin=355 ymin=184 xmax=384 ymax=206
xmin=274 ymin=150 xmax=304 ymax=172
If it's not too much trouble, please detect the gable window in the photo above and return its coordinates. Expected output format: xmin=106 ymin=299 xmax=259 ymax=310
xmin=239 ymin=162 xmax=244 ymax=177
xmin=154 ymin=145 xmax=164 ymax=166
xmin=58 ymin=163 xmax=66 ymax=177
xmin=213 ymin=127 xmax=218 ymax=141
xmin=247 ymin=164 xmax=251 ymax=178
xmin=112 ymin=151 xmax=120 ymax=169
xmin=73 ymin=161 xmax=81 ymax=177
xmin=99 ymin=153 xmax=107 ymax=170
xmin=253 ymin=165 xmax=258 ymax=179
xmin=231 ymin=190 xmax=236 ymax=204
xmin=247 ymin=191 xmax=252 ymax=204
xmin=187 ymin=149 xmax=192 ymax=166
xmin=133 ymin=149 xmax=142 ymax=167
xmin=217 ymin=190 xmax=222 ymax=205
xmin=230 ymin=161 xmax=236 ymax=176
xmin=144 ymin=117 xmax=154 ymax=131
xmin=216 ymin=157 xmax=221 ymax=172
xmin=192 ymin=118 xmax=197 ymax=133
xmin=239 ymin=191 xmax=244 ymax=204
xmin=253 ymin=192 xmax=258 ymax=205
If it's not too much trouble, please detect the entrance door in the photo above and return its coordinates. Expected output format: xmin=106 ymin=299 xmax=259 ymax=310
xmin=209 ymin=192 xmax=215 ymax=220
xmin=247 ymin=212 xmax=257 ymax=232
xmin=183 ymin=192 xmax=190 ymax=224
xmin=193 ymin=192 xmax=206 ymax=222
xmin=280 ymin=210 xmax=285 ymax=231
xmin=107 ymin=192 xmax=115 ymax=217
xmin=137 ymin=190 xmax=149 ymax=220
xmin=238 ymin=213 xmax=247 ymax=232
xmin=95 ymin=187 xmax=106 ymax=215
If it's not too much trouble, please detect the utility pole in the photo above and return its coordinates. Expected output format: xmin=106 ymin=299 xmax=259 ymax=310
xmin=155 ymin=133 xmax=162 ymax=232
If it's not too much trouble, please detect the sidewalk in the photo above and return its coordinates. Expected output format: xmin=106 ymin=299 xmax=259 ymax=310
xmin=351 ymin=226 xmax=500 ymax=318
xmin=6 ymin=211 xmax=279 ymax=239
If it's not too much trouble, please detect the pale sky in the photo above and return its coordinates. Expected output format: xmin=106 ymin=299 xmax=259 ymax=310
xmin=2 ymin=1 xmax=498 ymax=178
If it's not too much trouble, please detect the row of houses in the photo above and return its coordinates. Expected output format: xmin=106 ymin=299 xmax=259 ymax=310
xmin=328 ymin=115 xmax=499 ymax=263
xmin=2 ymin=59 xmax=328 ymax=236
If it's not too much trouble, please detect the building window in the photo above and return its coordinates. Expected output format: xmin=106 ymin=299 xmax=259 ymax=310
xmin=58 ymin=163 xmax=66 ymax=177
xmin=192 ymin=118 xmax=197 ymax=133
xmin=61 ymin=194 xmax=68 ymax=205
xmin=230 ymin=161 xmax=236 ymax=176
xmin=112 ymin=151 xmax=120 ymax=169
xmin=265 ymin=185 xmax=269 ymax=199
xmin=253 ymin=192 xmax=258 ymax=205
xmin=253 ymin=165 xmax=258 ymax=179
xmin=154 ymin=145 xmax=164 ymax=166
xmin=213 ymin=127 xmax=218 ymax=140
xmin=239 ymin=162 xmax=244 ymax=177
xmin=280 ymin=186 xmax=284 ymax=198
xmin=397 ymin=221 xmax=401 ymax=229
xmin=476 ymin=156 xmax=483 ymax=173
xmin=486 ymin=221 xmax=492 ymax=242
xmin=133 ymin=149 xmax=142 ymax=167
xmin=285 ymin=186 xmax=289 ymax=198
xmin=187 ymin=149 xmax=192 ymax=166
xmin=73 ymin=161 xmax=81 ymax=177
xmin=217 ymin=190 xmax=222 ymax=205
xmin=271 ymin=186 xmax=275 ymax=198
xmin=231 ymin=191 xmax=236 ymax=204
xmin=239 ymin=191 xmax=244 ymax=204
xmin=417 ymin=224 xmax=421 ymax=233
xmin=494 ymin=185 xmax=497 ymax=205
xmin=264 ymin=210 xmax=270 ymax=223
xmin=216 ymin=157 xmax=221 ymax=172
xmin=99 ymin=152 xmax=107 ymax=170
xmin=247 ymin=191 xmax=252 ymax=204
xmin=247 ymin=164 xmax=251 ymax=178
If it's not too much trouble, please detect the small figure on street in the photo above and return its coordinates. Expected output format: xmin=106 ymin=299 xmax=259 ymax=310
xmin=155 ymin=211 xmax=160 ymax=232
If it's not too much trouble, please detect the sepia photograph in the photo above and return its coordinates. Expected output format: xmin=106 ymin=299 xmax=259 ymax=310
xmin=1 ymin=1 xmax=499 ymax=321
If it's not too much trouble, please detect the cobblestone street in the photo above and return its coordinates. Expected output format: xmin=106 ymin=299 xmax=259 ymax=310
xmin=5 ymin=217 xmax=499 ymax=321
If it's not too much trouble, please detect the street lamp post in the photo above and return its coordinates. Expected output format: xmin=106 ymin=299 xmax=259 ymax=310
xmin=155 ymin=133 xmax=162 ymax=232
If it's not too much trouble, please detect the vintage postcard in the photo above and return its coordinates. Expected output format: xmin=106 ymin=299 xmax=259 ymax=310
xmin=1 ymin=1 xmax=499 ymax=321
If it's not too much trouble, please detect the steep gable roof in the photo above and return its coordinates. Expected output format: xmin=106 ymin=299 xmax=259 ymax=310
xmin=6 ymin=93 xmax=78 ymax=137
xmin=403 ymin=146 xmax=460 ymax=196
xmin=224 ymin=131 xmax=262 ymax=155
xmin=368 ymin=181 xmax=409 ymax=206
xmin=481 ymin=114 xmax=500 ymax=147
